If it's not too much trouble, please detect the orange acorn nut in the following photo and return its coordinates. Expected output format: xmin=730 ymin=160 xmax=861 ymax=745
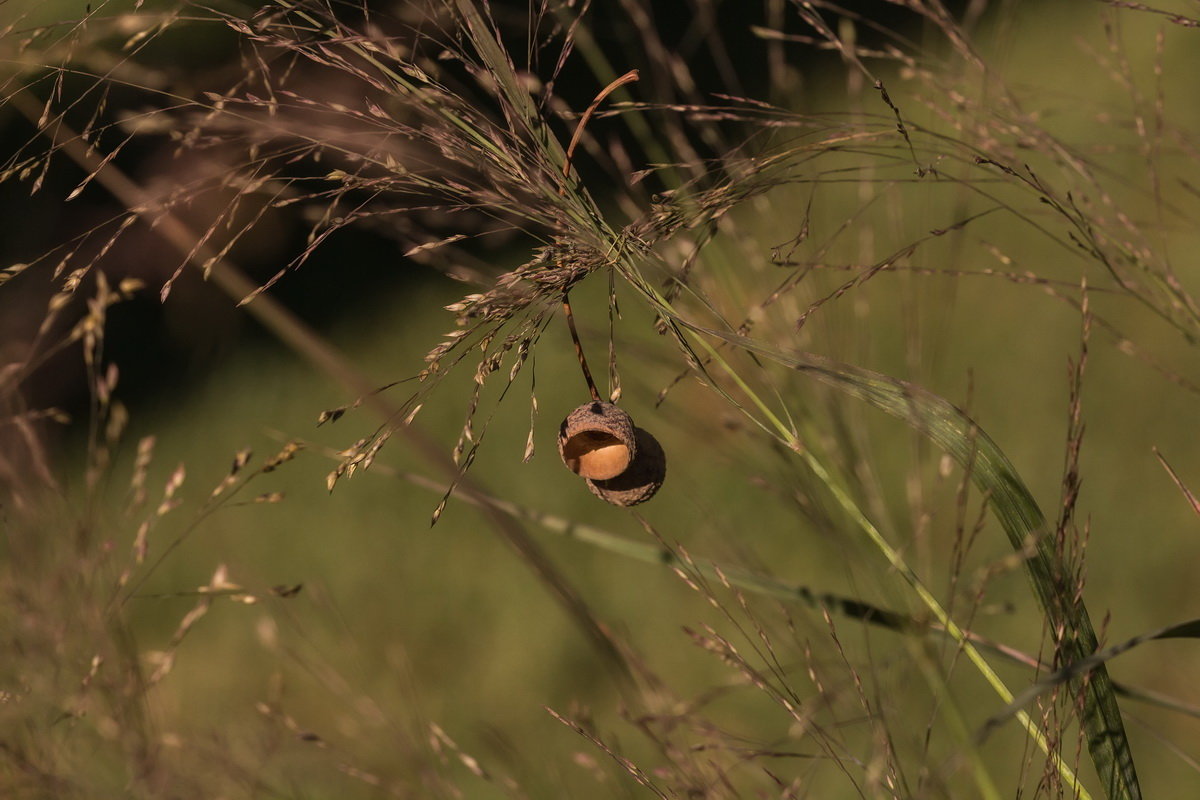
xmin=558 ymin=401 xmax=636 ymax=481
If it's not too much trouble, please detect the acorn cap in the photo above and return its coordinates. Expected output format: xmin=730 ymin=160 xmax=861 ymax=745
xmin=587 ymin=426 xmax=666 ymax=507
xmin=558 ymin=401 xmax=637 ymax=481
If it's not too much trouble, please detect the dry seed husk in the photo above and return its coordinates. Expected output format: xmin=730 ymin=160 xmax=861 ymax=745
xmin=558 ymin=401 xmax=636 ymax=480
xmin=587 ymin=427 xmax=666 ymax=507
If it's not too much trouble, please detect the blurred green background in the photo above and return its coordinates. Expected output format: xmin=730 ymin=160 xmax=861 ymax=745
xmin=3 ymin=1 xmax=1200 ymax=798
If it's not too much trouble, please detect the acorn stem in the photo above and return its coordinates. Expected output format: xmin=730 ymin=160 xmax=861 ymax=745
xmin=562 ymin=292 xmax=602 ymax=403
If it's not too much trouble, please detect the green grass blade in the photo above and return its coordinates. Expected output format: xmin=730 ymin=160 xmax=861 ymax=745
xmin=656 ymin=316 xmax=1142 ymax=800
xmin=985 ymin=618 xmax=1200 ymax=737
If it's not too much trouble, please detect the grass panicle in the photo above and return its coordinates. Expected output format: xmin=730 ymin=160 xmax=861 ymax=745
xmin=5 ymin=1 xmax=1200 ymax=797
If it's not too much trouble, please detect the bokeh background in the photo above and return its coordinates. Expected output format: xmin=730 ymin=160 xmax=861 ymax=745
xmin=3 ymin=1 xmax=1200 ymax=797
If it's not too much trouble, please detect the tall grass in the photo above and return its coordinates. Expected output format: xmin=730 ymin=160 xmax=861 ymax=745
xmin=3 ymin=0 xmax=1200 ymax=797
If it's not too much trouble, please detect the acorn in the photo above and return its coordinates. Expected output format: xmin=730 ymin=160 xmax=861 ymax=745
xmin=558 ymin=401 xmax=666 ymax=506
xmin=558 ymin=401 xmax=636 ymax=480
xmin=586 ymin=426 xmax=666 ymax=507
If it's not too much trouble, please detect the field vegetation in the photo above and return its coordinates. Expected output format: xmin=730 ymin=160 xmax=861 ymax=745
xmin=3 ymin=1 xmax=1200 ymax=797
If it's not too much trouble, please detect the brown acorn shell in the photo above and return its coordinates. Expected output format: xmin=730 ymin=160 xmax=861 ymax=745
xmin=557 ymin=401 xmax=637 ymax=481
xmin=586 ymin=426 xmax=666 ymax=507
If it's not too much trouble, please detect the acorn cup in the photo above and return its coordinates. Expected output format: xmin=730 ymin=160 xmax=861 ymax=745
xmin=558 ymin=401 xmax=666 ymax=506
xmin=558 ymin=402 xmax=636 ymax=480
